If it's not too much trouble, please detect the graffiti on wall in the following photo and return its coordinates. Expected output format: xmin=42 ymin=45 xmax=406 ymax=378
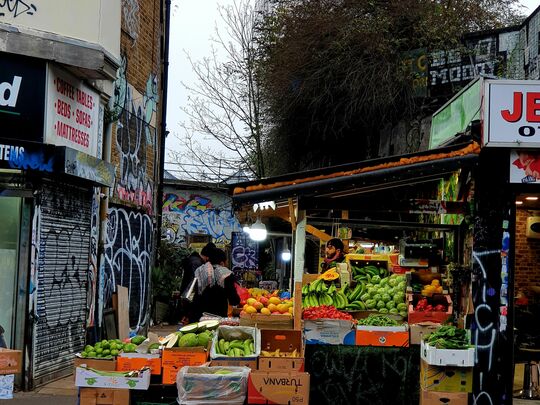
xmin=87 ymin=189 xmax=99 ymax=327
xmin=472 ymin=249 xmax=500 ymax=405
xmin=231 ymin=231 xmax=260 ymax=287
xmin=103 ymin=207 xmax=153 ymax=333
xmin=121 ymin=0 xmax=140 ymax=40
xmin=429 ymin=36 xmax=502 ymax=95
xmin=162 ymin=191 xmax=241 ymax=244
xmin=0 ymin=0 xmax=37 ymax=18
xmin=112 ymin=55 xmax=157 ymax=214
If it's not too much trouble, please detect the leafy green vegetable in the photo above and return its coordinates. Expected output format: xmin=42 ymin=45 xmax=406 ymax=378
xmin=425 ymin=325 xmax=469 ymax=349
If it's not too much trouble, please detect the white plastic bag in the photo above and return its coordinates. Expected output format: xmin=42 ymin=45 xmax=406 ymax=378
xmin=176 ymin=365 xmax=250 ymax=405
xmin=210 ymin=325 xmax=261 ymax=359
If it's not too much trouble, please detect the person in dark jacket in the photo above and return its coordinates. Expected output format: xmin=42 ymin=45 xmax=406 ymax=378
xmin=179 ymin=242 xmax=216 ymax=323
xmin=188 ymin=247 xmax=240 ymax=322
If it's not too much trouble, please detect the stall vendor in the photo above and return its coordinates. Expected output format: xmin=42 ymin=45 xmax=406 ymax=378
xmin=321 ymin=238 xmax=345 ymax=272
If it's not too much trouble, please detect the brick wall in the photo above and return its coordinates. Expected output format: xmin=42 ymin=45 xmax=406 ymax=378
xmin=110 ymin=0 xmax=162 ymax=215
xmin=514 ymin=209 xmax=540 ymax=294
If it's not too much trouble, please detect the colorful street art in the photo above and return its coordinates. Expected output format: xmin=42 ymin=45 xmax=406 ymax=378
xmin=162 ymin=189 xmax=241 ymax=244
xmin=111 ymin=55 xmax=157 ymax=214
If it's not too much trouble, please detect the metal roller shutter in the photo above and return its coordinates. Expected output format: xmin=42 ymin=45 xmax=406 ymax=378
xmin=32 ymin=182 xmax=92 ymax=385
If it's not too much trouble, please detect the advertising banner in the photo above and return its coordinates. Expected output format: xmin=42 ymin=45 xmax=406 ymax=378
xmin=45 ymin=66 xmax=100 ymax=156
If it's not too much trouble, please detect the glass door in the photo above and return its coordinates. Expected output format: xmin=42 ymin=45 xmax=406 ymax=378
xmin=0 ymin=197 xmax=21 ymax=348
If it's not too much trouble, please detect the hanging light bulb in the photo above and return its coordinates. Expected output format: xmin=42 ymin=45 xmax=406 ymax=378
xmin=249 ymin=218 xmax=267 ymax=241
xmin=242 ymin=223 xmax=250 ymax=233
xmin=281 ymin=240 xmax=291 ymax=262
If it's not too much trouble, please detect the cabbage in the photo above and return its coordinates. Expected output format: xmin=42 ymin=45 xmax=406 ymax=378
xmin=371 ymin=275 xmax=381 ymax=284
xmin=376 ymin=300 xmax=386 ymax=309
xmin=378 ymin=308 xmax=389 ymax=314
xmin=373 ymin=294 xmax=382 ymax=302
xmin=365 ymin=299 xmax=376 ymax=309
xmin=360 ymin=293 xmax=370 ymax=302
xmin=397 ymin=303 xmax=408 ymax=311
xmin=389 ymin=308 xmax=399 ymax=314
xmin=380 ymin=278 xmax=389 ymax=287
xmin=386 ymin=301 xmax=396 ymax=310
xmin=381 ymin=293 xmax=391 ymax=303
xmin=388 ymin=278 xmax=398 ymax=287
xmin=399 ymin=311 xmax=408 ymax=317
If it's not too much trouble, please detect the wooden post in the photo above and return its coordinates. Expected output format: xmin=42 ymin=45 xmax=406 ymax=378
xmin=341 ymin=210 xmax=349 ymax=253
xmin=293 ymin=281 xmax=302 ymax=330
xmin=293 ymin=210 xmax=306 ymax=284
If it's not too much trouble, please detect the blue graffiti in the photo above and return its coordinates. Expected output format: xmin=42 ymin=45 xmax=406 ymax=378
xmin=179 ymin=207 xmax=241 ymax=240
xmin=8 ymin=147 xmax=54 ymax=172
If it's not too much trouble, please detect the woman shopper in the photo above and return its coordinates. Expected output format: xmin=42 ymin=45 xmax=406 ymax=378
xmin=188 ymin=247 xmax=240 ymax=322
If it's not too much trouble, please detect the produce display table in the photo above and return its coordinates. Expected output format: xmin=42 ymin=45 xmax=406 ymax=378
xmin=305 ymin=344 xmax=420 ymax=405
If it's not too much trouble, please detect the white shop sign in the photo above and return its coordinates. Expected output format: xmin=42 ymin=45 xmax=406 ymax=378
xmin=45 ymin=66 xmax=99 ymax=157
xmin=484 ymin=80 xmax=540 ymax=148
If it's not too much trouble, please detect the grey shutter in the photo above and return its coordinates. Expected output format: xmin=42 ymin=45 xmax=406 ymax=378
xmin=32 ymin=182 xmax=91 ymax=385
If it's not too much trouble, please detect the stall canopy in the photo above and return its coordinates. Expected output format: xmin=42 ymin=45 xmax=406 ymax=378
xmin=232 ymin=141 xmax=479 ymax=207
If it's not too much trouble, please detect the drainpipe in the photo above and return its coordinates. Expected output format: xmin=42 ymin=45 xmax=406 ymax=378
xmin=156 ymin=0 xmax=171 ymax=262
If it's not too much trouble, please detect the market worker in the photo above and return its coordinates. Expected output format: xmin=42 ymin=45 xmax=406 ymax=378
xmin=321 ymin=238 xmax=345 ymax=272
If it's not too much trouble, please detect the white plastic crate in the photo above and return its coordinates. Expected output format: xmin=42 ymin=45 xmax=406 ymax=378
xmin=421 ymin=340 xmax=475 ymax=367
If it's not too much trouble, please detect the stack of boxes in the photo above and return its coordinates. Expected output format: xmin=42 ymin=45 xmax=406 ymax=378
xmin=0 ymin=348 xmax=22 ymax=400
xmin=248 ymin=329 xmax=310 ymax=404
xmin=74 ymin=341 xmax=211 ymax=404
xmin=419 ymin=340 xmax=475 ymax=404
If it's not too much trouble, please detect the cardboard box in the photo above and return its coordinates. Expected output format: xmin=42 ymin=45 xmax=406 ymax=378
xmin=0 ymin=349 xmax=22 ymax=374
xmin=0 ymin=374 xmax=14 ymax=399
xmin=75 ymin=367 xmax=151 ymax=390
xmin=74 ymin=357 xmax=117 ymax=371
xmin=420 ymin=360 xmax=472 ymax=393
xmin=355 ymin=325 xmax=409 ymax=347
xmin=421 ymin=341 xmax=475 ymax=367
xmin=408 ymin=294 xmax=452 ymax=324
xmin=116 ymin=353 xmax=161 ymax=375
xmin=161 ymin=365 xmax=181 ymax=385
xmin=248 ymin=371 xmax=310 ymax=404
xmin=304 ymin=319 xmax=356 ymax=345
xmin=420 ymin=390 xmax=469 ymax=405
xmin=239 ymin=313 xmax=294 ymax=330
xmin=409 ymin=322 xmax=442 ymax=345
xmin=258 ymin=329 xmax=304 ymax=372
xmin=80 ymin=387 xmax=130 ymax=405
xmin=210 ymin=358 xmax=257 ymax=369
xmin=161 ymin=345 xmax=209 ymax=367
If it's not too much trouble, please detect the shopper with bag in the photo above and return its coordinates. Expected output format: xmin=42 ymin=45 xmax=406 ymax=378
xmin=187 ymin=247 xmax=240 ymax=322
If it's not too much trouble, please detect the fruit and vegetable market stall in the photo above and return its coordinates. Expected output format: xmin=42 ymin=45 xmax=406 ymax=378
xmin=230 ymin=139 xmax=515 ymax=404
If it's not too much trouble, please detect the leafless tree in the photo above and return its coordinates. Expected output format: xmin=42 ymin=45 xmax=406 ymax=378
xmin=170 ymin=0 xmax=267 ymax=182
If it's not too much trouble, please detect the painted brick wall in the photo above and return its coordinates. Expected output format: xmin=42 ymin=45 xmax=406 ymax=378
xmin=110 ymin=0 xmax=161 ymax=215
xmin=514 ymin=209 xmax=540 ymax=294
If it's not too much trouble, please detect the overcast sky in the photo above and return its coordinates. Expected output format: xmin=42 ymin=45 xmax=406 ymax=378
xmin=165 ymin=0 xmax=540 ymax=170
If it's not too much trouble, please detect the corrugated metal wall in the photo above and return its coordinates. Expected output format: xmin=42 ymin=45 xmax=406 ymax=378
xmin=32 ymin=182 xmax=92 ymax=385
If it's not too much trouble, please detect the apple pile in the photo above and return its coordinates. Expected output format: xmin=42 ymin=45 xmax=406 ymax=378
xmin=240 ymin=290 xmax=294 ymax=317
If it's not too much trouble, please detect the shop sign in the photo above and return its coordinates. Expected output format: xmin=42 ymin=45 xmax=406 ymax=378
xmin=45 ymin=65 xmax=100 ymax=157
xmin=0 ymin=141 xmax=55 ymax=172
xmin=484 ymin=79 xmax=540 ymax=147
xmin=0 ymin=53 xmax=46 ymax=142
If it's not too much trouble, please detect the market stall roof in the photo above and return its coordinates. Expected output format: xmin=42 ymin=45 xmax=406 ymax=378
xmin=231 ymin=141 xmax=479 ymax=206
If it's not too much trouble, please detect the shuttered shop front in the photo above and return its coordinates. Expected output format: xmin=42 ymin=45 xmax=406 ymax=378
xmin=32 ymin=182 xmax=92 ymax=386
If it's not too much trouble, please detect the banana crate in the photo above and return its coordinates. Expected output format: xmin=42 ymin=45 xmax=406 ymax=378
xmin=258 ymin=329 xmax=305 ymax=372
